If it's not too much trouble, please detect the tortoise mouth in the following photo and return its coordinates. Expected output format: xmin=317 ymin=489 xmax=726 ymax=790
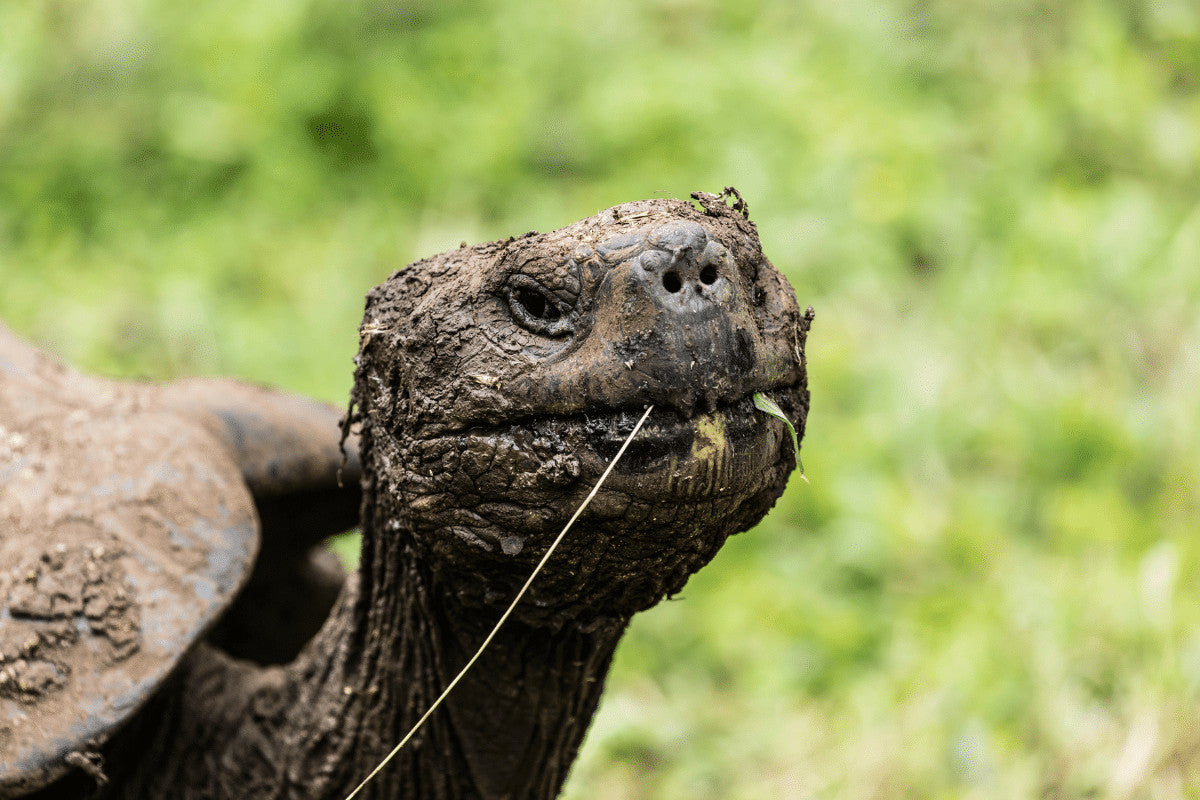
xmin=565 ymin=394 xmax=792 ymax=500
xmin=408 ymin=388 xmax=801 ymax=504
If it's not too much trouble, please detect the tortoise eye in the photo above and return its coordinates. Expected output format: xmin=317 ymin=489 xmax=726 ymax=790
xmin=514 ymin=287 xmax=559 ymax=322
xmin=507 ymin=277 xmax=574 ymax=337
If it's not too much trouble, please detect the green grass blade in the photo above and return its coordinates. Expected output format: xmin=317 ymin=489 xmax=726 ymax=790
xmin=753 ymin=391 xmax=808 ymax=483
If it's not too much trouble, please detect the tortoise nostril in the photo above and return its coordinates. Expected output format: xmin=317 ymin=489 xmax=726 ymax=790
xmin=662 ymin=271 xmax=683 ymax=293
xmin=699 ymin=264 xmax=718 ymax=285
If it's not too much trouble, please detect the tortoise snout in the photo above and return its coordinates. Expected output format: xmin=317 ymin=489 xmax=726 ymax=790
xmin=500 ymin=206 xmax=804 ymax=420
xmin=634 ymin=221 xmax=735 ymax=314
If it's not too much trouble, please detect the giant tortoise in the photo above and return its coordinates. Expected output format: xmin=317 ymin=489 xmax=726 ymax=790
xmin=0 ymin=193 xmax=811 ymax=799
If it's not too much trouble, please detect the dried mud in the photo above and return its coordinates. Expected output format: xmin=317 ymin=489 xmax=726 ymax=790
xmin=0 ymin=330 xmax=259 ymax=796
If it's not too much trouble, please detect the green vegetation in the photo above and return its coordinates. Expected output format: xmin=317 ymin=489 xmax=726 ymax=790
xmin=3 ymin=0 xmax=1199 ymax=796
xmin=754 ymin=390 xmax=807 ymax=481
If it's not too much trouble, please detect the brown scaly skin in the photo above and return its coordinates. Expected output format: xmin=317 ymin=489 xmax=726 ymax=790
xmin=33 ymin=192 xmax=812 ymax=799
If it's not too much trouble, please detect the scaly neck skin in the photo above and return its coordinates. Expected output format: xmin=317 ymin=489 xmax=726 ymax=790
xmin=291 ymin=523 xmax=629 ymax=800
xmin=114 ymin=513 xmax=628 ymax=800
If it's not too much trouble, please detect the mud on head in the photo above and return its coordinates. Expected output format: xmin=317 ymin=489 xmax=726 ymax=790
xmin=350 ymin=194 xmax=812 ymax=627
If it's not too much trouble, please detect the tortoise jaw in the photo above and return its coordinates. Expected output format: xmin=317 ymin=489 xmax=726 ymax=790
xmin=572 ymin=398 xmax=790 ymax=500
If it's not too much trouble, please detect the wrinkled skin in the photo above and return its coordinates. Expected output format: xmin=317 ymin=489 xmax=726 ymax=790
xmin=14 ymin=192 xmax=811 ymax=799
xmin=353 ymin=192 xmax=809 ymax=627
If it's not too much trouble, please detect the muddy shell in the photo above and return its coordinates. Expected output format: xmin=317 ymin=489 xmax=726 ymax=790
xmin=0 ymin=326 xmax=357 ymax=796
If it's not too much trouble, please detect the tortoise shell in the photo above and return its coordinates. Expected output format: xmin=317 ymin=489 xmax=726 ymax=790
xmin=0 ymin=323 xmax=355 ymax=795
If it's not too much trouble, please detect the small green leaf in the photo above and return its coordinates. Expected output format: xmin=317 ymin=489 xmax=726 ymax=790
xmin=753 ymin=391 xmax=808 ymax=483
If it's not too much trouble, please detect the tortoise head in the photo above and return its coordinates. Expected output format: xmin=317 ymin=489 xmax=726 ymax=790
xmin=352 ymin=194 xmax=811 ymax=627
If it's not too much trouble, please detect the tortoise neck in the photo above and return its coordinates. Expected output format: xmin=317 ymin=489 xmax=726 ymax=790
xmin=111 ymin=455 xmax=628 ymax=799
xmin=289 ymin=501 xmax=628 ymax=799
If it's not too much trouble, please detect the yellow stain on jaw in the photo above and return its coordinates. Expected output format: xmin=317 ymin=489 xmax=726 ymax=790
xmin=662 ymin=411 xmax=731 ymax=497
xmin=690 ymin=413 xmax=729 ymax=495
xmin=690 ymin=413 xmax=727 ymax=462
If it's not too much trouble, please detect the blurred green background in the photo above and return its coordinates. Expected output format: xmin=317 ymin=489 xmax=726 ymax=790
xmin=3 ymin=0 xmax=1199 ymax=797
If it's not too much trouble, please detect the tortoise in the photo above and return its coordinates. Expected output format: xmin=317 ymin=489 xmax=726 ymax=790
xmin=0 ymin=192 xmax=812 ymax=799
